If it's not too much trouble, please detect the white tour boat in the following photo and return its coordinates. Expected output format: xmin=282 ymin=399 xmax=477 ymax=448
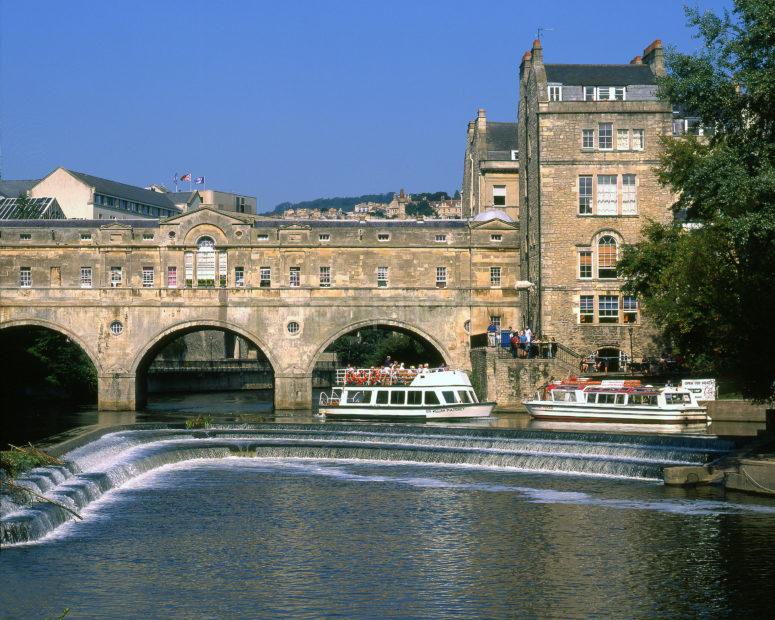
xmin=523 ymin=378 xmax=710 ymax=424
xmin=318 ymin=367 xmax=495 ymax=420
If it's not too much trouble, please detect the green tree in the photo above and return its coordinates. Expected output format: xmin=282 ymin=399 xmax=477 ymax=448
xmin=618 ymin=0 xmax=775 ymax=400
xmin=406 ymin=200 xmax=435 ymax=217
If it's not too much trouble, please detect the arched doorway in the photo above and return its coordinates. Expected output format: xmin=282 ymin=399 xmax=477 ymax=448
xmin=133 ymin=323 xmax=276 ymax=417
xmin=0 ymin=323 xmax=99 ymax=447
xmin=595 ymin=347 xmax=623 ymax=373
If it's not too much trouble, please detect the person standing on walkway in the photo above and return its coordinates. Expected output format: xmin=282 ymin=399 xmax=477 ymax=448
xmin=487 ymin=321 xmax=497 ymax=347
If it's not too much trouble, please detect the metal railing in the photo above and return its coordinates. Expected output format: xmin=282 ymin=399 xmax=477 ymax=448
xmin=334 ymin=366 xmax=447 ymax=386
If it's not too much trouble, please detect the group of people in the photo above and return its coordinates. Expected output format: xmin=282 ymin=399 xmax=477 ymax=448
xmin=487 ymin=322 xmax=557 ymax=359
xmin=343 ymin=356 xmax=444 ymax=386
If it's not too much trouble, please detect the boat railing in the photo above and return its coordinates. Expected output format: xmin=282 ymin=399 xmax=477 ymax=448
xmin=334 ymin=366 xmax=447 ymax=386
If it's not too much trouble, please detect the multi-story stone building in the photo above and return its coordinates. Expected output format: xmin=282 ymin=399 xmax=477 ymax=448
xmin=518 ymin=38 xmax=673 ymax=366
xmin=462 ymin=109 xmax=519 ymax=221
xmin=429 ymin=198 xmax=463 ymax=219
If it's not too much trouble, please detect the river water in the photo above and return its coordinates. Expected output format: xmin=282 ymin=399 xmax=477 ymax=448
xmin=2 ymin=421 xmax=775 ymax=618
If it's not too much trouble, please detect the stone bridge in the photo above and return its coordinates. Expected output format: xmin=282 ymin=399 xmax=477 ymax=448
xmin=0 ymin=208 xmax=523 ymax=410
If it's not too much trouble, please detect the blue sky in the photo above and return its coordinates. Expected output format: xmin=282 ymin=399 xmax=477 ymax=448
xmin=0 ymin=0 xmax=731 ymax=211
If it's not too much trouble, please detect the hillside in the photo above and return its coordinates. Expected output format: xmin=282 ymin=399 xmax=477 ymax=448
xmin=265 ymin=193 xmax=393 ymax=215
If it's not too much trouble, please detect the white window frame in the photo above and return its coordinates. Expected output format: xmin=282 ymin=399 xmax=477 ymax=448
xmin=377 ymin=266 xmax=389 ymax=288
xmin=584 ymin=86 xmax=595 ymax=101
xmin=598 ymin=123 xmax=613 ymax=150
xmin=260 ymin=266 xmax=271 ymax=288
xmin=597 ymin=175 xmax=618 ymax=216
xmin=289 ymin=266 xmax=300 ymax=288
xmin=599 ymin=295 xmax=620 ymax=323
xmin=547 ymin=84 xmax=562 ymax=101
xmin=490 ymin=266 xmax=502 ymax=287
xmin=436 ymin=266 xmax=447 ymax=288
xmin=256 ymin=233 xmax=269 ymax=241
xmin=623 ymin=295 xmax=638 ymax=323
xmin=580 ymin=295 xmax=594 ymax=323
xmin=142 ymin=267 xmax=154 ymax=288
xmin=319 ymin=265 xmax=331 ymax=288
xmin=434 ymin=234 xmax=447 ymax=243
xmin=490 ymin=234 xmax=503 ymax=242
xmin=579 ymin=176 xmax=593 ymax=215
xmin=377 ymin=233 xmax=390 ymax=242
xmin=319 ymin=233 xmax=330 ymax=242
xmin=492 ymin=185 xmax=507 ymax=207
xmin=578 ymin=251 xmax=592 ymax=279
xmin=632 ymin=128 xmax=645 ymax=150
xmin=110 ymin=266 xmax=122 ymax=288
xmin=489 ymin=315 xmax=501 ymax=332
xmin=617 ymin=129 xmax=630 ymax=150
xmin=19 ymin=267 xmax=31 ymax=288
xmin=80 ymin=267 xmax=93 ymax=288
xmin=582 ymin=128 xmax=594 ymax=149
xmin=622 ymin=174 xmax=637 ymax=215
xmin=597 ymin=236 xmax=619 ymax=279
xmin=235 ymin=266 xmax=245 ymax=287
xmin=167 ymin=266 xmax=177 ymax=288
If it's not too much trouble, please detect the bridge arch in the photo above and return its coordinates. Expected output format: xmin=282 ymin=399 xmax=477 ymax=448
xmin=307 ymin=318 xmax=452 ymax=375
xmin=0 ymin=318 xmax=103 ymax=374
xmin=131 ymin=319 xmax=280 ymax=376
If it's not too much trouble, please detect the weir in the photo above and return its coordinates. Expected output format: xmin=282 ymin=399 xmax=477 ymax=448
xmin=0 ymin=424 xmax=734 ymax=545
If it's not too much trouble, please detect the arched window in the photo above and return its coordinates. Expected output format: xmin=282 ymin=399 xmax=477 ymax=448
xmin=597 ymin=235 xmax=618 ymax=279
xmin=196 ymin=236 xmax=216 ymax=287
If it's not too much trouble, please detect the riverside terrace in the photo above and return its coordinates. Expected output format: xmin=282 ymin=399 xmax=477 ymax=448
xmin=0 ymin=207 xmax=524 ymax=410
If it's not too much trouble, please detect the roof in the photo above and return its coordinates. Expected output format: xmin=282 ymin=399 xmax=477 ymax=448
xmin=0 ymin=179 xmax=38 ymax=198
xmin=0 ymin=218 xmax=158 ymax=228
xmin=254 ymin=218 xmax=470 ymax=229
xmin=473 ymin=209 xmax=514 ymax=223
xmin=0 ymin=197 xmax=64 ymax=220
xmin=64 ymin=169 xmax=179 ymax=210
xmin=485 ymin=122 xmax=518 ymax=152
xmin=167 ymin=191 xmax=198 ymax=205
xmin=544 ymin=64 xmax=657 ymax=86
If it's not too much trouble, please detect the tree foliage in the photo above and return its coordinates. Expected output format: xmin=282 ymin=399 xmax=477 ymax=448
xmin=618 ymin=0 xmax=775 ymax=400
xmin=326 ymin=328 xmax=443 ymax=368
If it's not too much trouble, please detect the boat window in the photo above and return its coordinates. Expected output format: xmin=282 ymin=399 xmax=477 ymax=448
xmin=598 ymin=393 xmax=616 ymax=404
xmin=665 ymin=393 xmax=692 ymax=405
xmin=424 ymin=391 xmax=440 ymax=405
xmin=615 ymin=394 xmax=625 ymax=405
xmin=390 ymin=391 xmax=406 ymax=405
xmin=586 ymin=392 xmax=596 ymax=403
xmin=457 ymin=390 xmax=472 ymax=403
xmin=376 ymin=390 xmax=389 ymax=405
xmin=442 ymin=390 xmax=458 ymax=404
xmin=345 ymin=390 xmax=367 ymax=404
xmin=643 ymin=394 xmax=657 ymax=406
xmin=469 ymin=390 xmax=478 ymax=403
xmin=628 ymin=395 xmax=641 ymax=405
xmin=407 ymin=391 xmax=422 ymax=405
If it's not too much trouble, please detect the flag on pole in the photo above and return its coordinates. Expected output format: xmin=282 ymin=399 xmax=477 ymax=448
xmin=180 ymin=173 xmax=191 ymax=182
xmin=194 ymin=176 xmax=205 ymax=184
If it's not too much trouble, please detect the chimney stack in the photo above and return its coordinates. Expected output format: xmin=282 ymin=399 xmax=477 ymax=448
xmin=531 ymin=38 xmax=543 ymax=64
xmin=630 ymin=55 xmax=642 ymax=65
xmin=642 ymin=39 xmax=665 ymax=76
xmin=476 ymin=108 xmax=487 ymax=131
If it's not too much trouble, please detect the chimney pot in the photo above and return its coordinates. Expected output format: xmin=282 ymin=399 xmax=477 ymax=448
xmin=630 ymin=55 xmax=643 ymax=65
xmin=477 ymin=108 xmax=486 ymax=118
xmin=532 ymin=39 xmax=542 ymax=49
xmin=522 ymin=51 xmax=532 ymax=61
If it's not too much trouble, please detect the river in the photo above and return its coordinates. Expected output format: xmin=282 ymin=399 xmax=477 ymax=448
xmin=2 ymin=392 xmax=775 ymax=617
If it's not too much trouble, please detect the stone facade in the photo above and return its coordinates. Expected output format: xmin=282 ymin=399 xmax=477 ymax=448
xmin=518 ymin=38 xmax=673 ymax=363
xmin=0 ymin=207 xmax=522 ymax=411
xmin=462 ymin=109 xmax=519 ymax=220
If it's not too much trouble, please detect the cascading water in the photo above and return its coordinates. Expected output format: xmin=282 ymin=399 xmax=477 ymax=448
xmin=0 ymin=424 xmax=733 ymax=545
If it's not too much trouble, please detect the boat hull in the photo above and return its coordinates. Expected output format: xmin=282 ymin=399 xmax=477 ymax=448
xmin=320 ymin=402 xmax=495 ymax=421
xmin=524 ymin=401 xmax=709 ymax=424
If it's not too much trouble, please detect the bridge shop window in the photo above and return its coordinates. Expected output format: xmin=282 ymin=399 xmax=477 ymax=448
xmin=319 ymin=266 xmax=331 ymax=288
xmin=196 ymin=236 xmax=216 ymax=287
xmin=490 ymin=266 xmax=502 ymax=287
xmin=235 ymin=266 xmax=245 ymax=287
xmin=19 ymin=267 xmax=32 ymax=288
xmin=260 ymin=266 xmax=271 ymax=288
xmin=218 ymin=251 xmax=227 ymax=287
xmin=142 ymin=267 xmax=154 ymax=288
xmin=377 ymin=266 xmax=389 ymax=288
xmin=289 ymin=266 xmax=300 ymax=288
xmin=110 ymin=266 xmax=122 ymax=288
xmin=167 ymin=266 xmax=177 ymax=288
xmin=436 ymin=266 xmax=447 ymax=288
xmin=80 ymin=267 xmax=93 ymax=288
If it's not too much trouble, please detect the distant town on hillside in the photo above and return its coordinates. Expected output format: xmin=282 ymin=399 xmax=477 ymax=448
xmin=266 ymin=190 xmax=461 ymax=219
